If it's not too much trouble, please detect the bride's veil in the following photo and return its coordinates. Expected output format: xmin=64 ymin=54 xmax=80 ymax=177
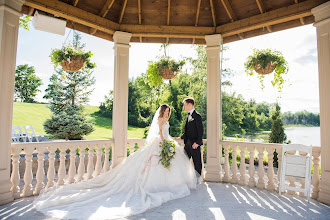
xmin=146 ymin=107 xmax=161 ymax=144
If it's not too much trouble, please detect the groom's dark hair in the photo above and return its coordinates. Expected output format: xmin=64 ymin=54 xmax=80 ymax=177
xmin=183 ymin=97 xmax=194 ymax=106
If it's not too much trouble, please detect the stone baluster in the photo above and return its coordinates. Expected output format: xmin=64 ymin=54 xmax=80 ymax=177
xmin=10 ymin=147 xmax=21 ymax=199
xmin=299 ymin=150 xmax=308 ymax=197
xmin=103 ymin=144 xmax=110 ymax=172
xmin=266 ymin=147 xmax=275 ymax=191
xmin=68 ymin=145 xmax=77 ymax=184
xmin=33 ymin=147 xmax=45 ymax=195
xmin=22 ymin=147 xmax=34 ymax=197
xmin=257 ymin=147 xmax=266 ymax=189
xmin=223 ymin=145 xmax=231 ymax=182
xmin=46 ymin=146 xmax=57 ymax=190
xmin=238 ymin=146 xmax=247 ymax=185
xmin=77 ymin=146 xmax=85 ymax=182
xmin=95 ymin=145 xmax=102 ymax=176
xmin=248 ymin=146 xmax=256 ymax=188
xmin=230 ymin=146 xmax=238 ymax=184
xmin=287 ymin=150 xmax=297 ymax=195
xmin=87 ymin=145 xmax=94 ymax=179
xmin=57 ymin=146 xmax=67 ymax=186
xmin=276 ymin=148 xmax=283 ymax=192
xmin=311 ymin=149 xmax=321 ymax=199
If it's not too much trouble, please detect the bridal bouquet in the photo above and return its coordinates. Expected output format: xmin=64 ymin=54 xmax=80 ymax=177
xmin=160 ymin=140 xmax=176 ymax=170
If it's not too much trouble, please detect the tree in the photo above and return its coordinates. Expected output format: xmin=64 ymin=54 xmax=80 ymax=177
xmin=269 ymin=103 xmax=287 ymax=143
xmin=14 ymin=64 xmax=42 ymax=103
xmin=269 ymin=103 xmax=287 ymax=168
xmin=43 ymin=32 xmax=95 ymax=140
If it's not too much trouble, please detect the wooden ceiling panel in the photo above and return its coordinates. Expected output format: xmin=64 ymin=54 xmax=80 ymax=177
xmin=229 ymin=0 xmax=260 ymax=20
xmin=121 ymin=0 xmax=138 ymax=24
xmin=170 ymin=0 xmax=197 ymax=26
xmin=136 ymin=0 xmax=168 ymax=25
xmin=198 ymin=0 xmax=214 ymax=26
xmin=214 ymin=0 xmax=232 ymax=26
xmin=72 ymin=0 xmax=104 ymax=15
xmin=105 ymin=0 xmax=123 ymax=23
xmin=263 ymin=0 xmax=296 ymax=11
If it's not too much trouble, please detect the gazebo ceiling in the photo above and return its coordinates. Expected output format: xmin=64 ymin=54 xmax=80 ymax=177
xmin=21 ymin=0 xmax=328 ymax=44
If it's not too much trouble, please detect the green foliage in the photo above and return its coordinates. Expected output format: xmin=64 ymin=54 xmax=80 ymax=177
xmin=15 ymin=64 xmax=42 ymax=103
xmin=97 ymin=91 xmax=113 ymax=118
xmin=44 ymin=112 xmax=94 ymax=140
xmin=244 ymin=48 xmax=289 ymax=92
xmin=283 ymin=111 xmax=320 ymax=126
xmin=19 ymin=16 xmax=31 ymax=31
xmin=159 ymin=140 xmax=176 ymax=170
xmin=269 ymin=103 xmax=287 ymax=144
xmin=49 ymin=32 xmax=96 ymax=69
xmin=269 ymin=103 xmax=287 ymax=168
xmin=145 ymin=56 xmax=185 ymax=87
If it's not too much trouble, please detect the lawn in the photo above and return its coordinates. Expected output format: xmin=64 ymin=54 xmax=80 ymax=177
xmin=12 ymin=102 xmax=145 ymax=140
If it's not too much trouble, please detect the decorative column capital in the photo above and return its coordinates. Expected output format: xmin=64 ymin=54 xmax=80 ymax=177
xmin=113 ymin=31 xmax=132 ymax=45
xmin=312 ymin=1 xmax=330 ymax=26
xmin=0 ymin=0 xmax=25 ymax=12
xmin=205 ymin=34 xmax=222 ymax=47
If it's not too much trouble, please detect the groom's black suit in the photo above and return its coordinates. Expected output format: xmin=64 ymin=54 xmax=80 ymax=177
xmin=181 ymin=110 xmax=204 ymax=175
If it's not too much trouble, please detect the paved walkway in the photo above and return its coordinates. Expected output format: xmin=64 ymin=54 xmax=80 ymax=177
xmin=1 ymin=182 xmax=329 ymax=220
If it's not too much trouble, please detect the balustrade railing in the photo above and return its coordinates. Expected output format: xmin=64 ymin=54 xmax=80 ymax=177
xmin=10 ymin=139 xmax=321 ymax=201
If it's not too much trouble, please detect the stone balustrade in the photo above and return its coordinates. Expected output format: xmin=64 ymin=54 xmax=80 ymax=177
xmin=10 ymin=139 xmax=321 ymax=201
xmin=220 ymin=141 xmax=321 ymax=200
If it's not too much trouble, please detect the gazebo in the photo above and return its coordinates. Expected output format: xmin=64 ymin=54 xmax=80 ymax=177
xmin=0 ymin=0 xmax=329 ymax=208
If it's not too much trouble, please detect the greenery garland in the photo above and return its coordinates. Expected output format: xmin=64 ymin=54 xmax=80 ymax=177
xmin=244 ymin=48 xmax=289 ymax=92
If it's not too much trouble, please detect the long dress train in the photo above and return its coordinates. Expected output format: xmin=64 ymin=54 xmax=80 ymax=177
xmin=33 ymin=122 xmax=197 ymax=219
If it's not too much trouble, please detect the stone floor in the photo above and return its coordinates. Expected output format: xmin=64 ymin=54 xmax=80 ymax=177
xmin=1 ymin=182 xmax=329 ymax=220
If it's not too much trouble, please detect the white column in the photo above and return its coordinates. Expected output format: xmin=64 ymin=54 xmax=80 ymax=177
xmin=312 ymin=1 xmax=330 ymax=205
xmin=204 ymin=34 xmax=222 ymax=182
xmin=111 ymin=31 xmax=132 ymax=168
xmin=0 ymin=0 xmax=24 ymax=205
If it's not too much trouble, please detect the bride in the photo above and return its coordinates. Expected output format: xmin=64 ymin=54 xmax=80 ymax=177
xmin=33 ymin=104 xmax=197 ymax=220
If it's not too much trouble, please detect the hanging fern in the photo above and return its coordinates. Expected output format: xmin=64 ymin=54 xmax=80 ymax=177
xmin=244 ymin=48 xmax=289 ymax=92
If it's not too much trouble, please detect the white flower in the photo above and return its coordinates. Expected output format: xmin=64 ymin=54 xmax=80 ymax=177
xmin=170 ymin=147 xmax=174 ymax=153
xmin=188 ymin=115 xmax=194 ymax=122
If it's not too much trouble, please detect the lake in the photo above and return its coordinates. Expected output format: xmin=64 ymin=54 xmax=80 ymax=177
xmin=225 ymin=127 xmax=321 ymax=146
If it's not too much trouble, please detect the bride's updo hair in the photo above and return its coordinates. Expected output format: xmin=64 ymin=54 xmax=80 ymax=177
xmin=159 ymin=104 xmax=171 ymax=119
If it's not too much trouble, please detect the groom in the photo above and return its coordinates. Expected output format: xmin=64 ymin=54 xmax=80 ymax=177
xmin=177 ymin=97 xmax=204 ymax=176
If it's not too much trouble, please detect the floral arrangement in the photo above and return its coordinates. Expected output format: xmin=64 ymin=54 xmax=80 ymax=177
xmin=244 ymin=48 xmax=288 ymax=92
xmin=159 ymin=140 xmax=176 ymax=170
xmin=146 ymin=56 xmax=185 ymax=87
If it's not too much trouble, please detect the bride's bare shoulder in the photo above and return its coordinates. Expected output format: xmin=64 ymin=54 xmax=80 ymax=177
xmin=157 ymin=117 xmax=165 ymax=125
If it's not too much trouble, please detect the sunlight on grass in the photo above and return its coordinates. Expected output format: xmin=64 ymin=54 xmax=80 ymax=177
xmin=13 ymin=102 xmax=145 ymax=140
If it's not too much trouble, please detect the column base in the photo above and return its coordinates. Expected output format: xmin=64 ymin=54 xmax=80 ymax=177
xmin=317 ymin=180 xmax=330 ymax=205
xmin=204 ymin=167 xmax=222 ymax=182
xmin=0 ymin=180 xmax=13 ymax=205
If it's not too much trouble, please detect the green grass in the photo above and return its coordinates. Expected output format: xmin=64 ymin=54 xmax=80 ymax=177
xmin=13 ymin=102 xmax=145 ymax=140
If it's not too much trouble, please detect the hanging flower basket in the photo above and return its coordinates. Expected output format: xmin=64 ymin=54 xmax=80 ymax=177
xmin=244 ymin=48 xmax=288 ymax=92
xmin=159 ymin=66 xmax=179 ymax=79
xmin=146 ymin=56 xmax=185 ymax=87
xmin=50 ymin=45 xmax=95 ymax=72
xmin=60 ymin=56 xmax=86 ymax=72
xmin=253 ymin=62 xmax=276 ymax=75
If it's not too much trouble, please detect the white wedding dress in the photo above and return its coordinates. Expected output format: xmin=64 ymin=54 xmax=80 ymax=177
xmin=33 ymin=121 xmax=197 ymax=220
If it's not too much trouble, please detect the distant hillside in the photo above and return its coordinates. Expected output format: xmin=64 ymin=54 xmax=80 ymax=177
xmin=12 ymin=102 xmax=145 ymax=140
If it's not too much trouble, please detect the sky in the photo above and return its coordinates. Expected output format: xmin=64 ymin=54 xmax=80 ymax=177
xmin=16 ymin=23 xmax=320 ymax=113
